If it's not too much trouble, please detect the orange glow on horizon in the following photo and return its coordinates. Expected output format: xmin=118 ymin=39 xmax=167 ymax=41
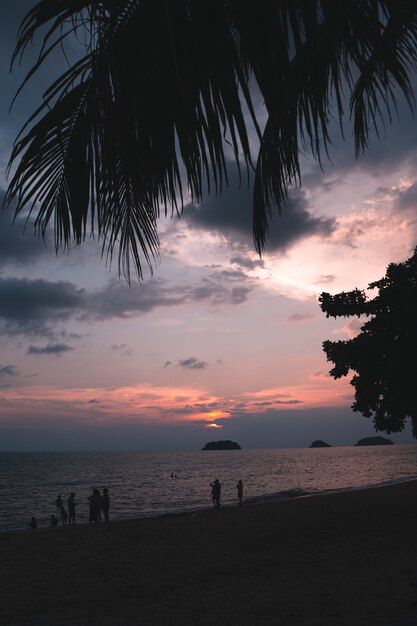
xmin=0 ymin=375 xmax=352 ymax=428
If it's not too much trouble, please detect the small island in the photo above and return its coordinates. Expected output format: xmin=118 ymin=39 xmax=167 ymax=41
xmin=355 ymin=436 xmax=393 ymax=446
xmin=309 ymin=440 xmax=331 ymax=448
xmin=202 ymin=440 xmax=242 ymax=450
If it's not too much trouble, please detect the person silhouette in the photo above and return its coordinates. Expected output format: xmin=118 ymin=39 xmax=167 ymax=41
xmin=101 ymin=488 xmax=110 ymax=523
xmin=67 ymin=493 xmax=77 ymax=525
xmin=88 ymin=489 xmax=101 ymax=523
xmin=210 ymin=479 xmax=221 ymax=508
xmin=29 ymin=516 xmax=37 ymax=530
xmin=237 ymin=479 xmax=243 ymax=506
xmin=56 ymin=495 xmax=63 ymax=511
xmin=60 ymin=506 xmax=68 ymax=527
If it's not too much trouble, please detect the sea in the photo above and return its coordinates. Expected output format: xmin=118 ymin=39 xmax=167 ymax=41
xmin=1 ymin=445 xmax=417 ymax=531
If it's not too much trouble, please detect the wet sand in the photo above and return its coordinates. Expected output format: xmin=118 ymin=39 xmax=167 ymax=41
xmin=1 ymin=480 xmax=417 ymax=625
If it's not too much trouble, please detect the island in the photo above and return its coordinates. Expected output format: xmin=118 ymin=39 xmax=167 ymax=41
xmin=309 ymin=440 xmax=331 ymax=448
xmin=202 ymin=440 xmax=242 ymax=450
xmin=355 ymin=436 xmax=393 ymax=446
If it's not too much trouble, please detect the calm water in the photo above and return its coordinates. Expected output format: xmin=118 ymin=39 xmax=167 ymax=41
xmin=1 ymin=445 xmax=417 ymax=530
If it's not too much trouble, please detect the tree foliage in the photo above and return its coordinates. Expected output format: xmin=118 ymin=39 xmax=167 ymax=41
xmin=5 ymin=1 xmax=417 ymax=279
xmin=319 ymin=248 xmax=417 ymax=437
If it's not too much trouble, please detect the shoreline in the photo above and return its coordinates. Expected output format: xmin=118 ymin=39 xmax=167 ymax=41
xmin=2 ymin=479 xmax=417 ymax=625
xmin=3 ymin=474 xmax=417 ymax=534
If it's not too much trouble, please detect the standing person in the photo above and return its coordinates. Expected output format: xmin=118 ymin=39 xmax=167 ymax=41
xmin=88 ymin=489 xmax=101 ymax=523
xmin=29 ymin=516 xmax=37 ymax=530
xmin=101 ymin=488 xmax=110 ymax=523
xmin=60 ymin=506 xmax=68 ymax=527
xmin=67 ymin=493 xmax=77 ymax=525
xmin=56 ymin=495 xmax=63 ymax=511
xmin=96 ymin=489 xmax=102 ymax=522
xmin=237 ymin=479 xmax=243 ymax=506
xmin=210 ymin=479 xmax=221 ymax=508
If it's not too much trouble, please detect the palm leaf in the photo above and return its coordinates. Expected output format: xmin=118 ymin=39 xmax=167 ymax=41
xmin=5 ymin=0 xmax=417 ymax=278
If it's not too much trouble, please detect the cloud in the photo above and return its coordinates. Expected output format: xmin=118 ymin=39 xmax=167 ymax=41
xmin=182 ymin=168 xmax=335 ymax=251
xmin=163 ymin=361 xmax=172 ymax=368
xmin=0 ymin=365 xmax=18 ymax=377
xmin=177 ymin=357 xmax=208 ymax=370
xmin=392 ymin=181 xmax=417 ymax=218
xmin=0 ymin=276 xmax=84 ymax=336
xmin=27 ymin=343 xmax=74 ymax=356
xmin=0 ymin=266 xmax=255 ymax=339
xmin=111 ymin=344 xmax=127 ymax=351
xmin=0 ymin=261 xmax=256 ymax=342
xmin=230 ymin=256 xmax=265 ymax=270
xmin=85 ymin=272 xmax=254 ymax=320
xmin=314 ymin=274 xmax=336 ymax=285
xmin=288 ymin=313 xmax=315 ymax=322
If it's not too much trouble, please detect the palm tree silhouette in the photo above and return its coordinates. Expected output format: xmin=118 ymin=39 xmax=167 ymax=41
xmin=5 ymin=1 xmax=417 ymax=279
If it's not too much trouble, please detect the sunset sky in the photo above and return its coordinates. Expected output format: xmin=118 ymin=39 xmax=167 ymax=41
xmin=0 ymin=2 xmax=416 ymax=451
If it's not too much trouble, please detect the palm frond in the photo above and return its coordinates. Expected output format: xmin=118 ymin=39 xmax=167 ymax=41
xmin=5 ymin=0 xmax=417 ymax=279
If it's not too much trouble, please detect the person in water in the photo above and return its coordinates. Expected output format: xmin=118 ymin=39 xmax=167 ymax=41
xmin=210 ymin=479 xmax=221 ymax=508
xmin=67 ymin=493 xmax=77 ymax=525
xmin=237 ymin=479 xmax=243 ymax=506
xmin=29 ymin=517 xmax=37 ymax=530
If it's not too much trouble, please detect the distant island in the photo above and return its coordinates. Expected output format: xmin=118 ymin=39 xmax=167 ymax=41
xmin=355 ymin=436 xmax=393 ymax=446
xmin=309 ymin=440 xmax=331 ymax=448
xmin=202 ymin=440 xmax=242 ymax=450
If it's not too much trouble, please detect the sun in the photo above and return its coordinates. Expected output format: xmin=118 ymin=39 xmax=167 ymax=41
xmin=206 ymin=423 xmax=223 ymax=429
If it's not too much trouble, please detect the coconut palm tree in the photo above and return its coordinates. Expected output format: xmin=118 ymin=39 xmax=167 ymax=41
xmin=5 ymin=0 xmax=417 ymax=279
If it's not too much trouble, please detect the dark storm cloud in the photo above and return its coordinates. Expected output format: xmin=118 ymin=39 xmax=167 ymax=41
xmin=0 ymin=364 xmax=18 ymax=377
xmin=0 ymin=276 xmax=84 ymax=336
xmin=183 ymin=168 xmax=334 ymax=250
xmin=178 ymin=357 xmax=208 ymax=370
xmin=27 ymin=343 xmax=73 ymax=356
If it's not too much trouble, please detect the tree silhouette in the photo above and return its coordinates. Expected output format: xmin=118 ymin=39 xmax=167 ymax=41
xmin=5 ymin=1 xmax=417 ymax=279
xmin=319 ymin=248 xmax=417 ymax=437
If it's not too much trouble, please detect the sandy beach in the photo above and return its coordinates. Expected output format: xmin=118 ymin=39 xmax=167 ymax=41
xmin=2 ymin=480 xmax=417 ymax=625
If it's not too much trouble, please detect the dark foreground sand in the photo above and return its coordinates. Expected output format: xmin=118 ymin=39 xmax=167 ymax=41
xmin=2 ymin=481 xmax=417 ymax=625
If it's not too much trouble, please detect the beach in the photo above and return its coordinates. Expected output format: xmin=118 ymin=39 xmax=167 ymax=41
xmin=1 ymin=480 xmax=417 ymax=625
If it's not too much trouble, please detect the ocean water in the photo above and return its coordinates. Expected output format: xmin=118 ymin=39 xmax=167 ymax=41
xmin=1 ymin=445 xmax=416 ymax=530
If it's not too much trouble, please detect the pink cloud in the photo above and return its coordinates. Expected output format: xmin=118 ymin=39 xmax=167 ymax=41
xmin=0 ymin=375 xmax=353 ymax=429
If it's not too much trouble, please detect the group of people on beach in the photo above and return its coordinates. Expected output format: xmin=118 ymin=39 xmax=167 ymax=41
xmin=88 ymin=488 xmax=110 ymax=523
xmin=210 ymin=479 xmax=243 ymax=508
xmin=52 ymin=493 xmax=78 ymax=527
xmin=28 ymin=488 xmax=110 ymax=529
xmin=29 ymin=478 xmax=242 ymax=529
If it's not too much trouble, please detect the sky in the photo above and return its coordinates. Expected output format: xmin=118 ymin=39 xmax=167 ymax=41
xmin=0 ymin=2 xmax=416 ymax=451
